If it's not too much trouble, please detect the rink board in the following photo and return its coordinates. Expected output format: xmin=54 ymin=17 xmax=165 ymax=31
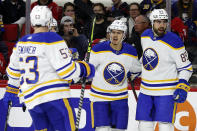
xmin=0 ymin=84 xmax=197 ymax=131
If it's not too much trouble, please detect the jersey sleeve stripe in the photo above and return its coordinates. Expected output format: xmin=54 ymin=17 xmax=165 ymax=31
xmin=56 ymin=59 xmax=72 ymax=72
xmin=58 ymin=62 xmax=76 ymax=77
xmin=177 ymin=64 xmax=193 ymax=71
xmin=9 ymin=67 xmax=20 ymax=72
xmin=7 ymin=67 xmax=21 ymax=78
xmin=62 ymin=67 xmax=77 ymax=79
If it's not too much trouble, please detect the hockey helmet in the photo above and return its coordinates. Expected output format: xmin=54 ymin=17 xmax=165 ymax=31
xmin=108 ymin=20 xmax=127 ymax=34
xmin=149 ymin=9 xmax=168 ymax=24
xmin=30 ymin=5 xmax=52 ymax=27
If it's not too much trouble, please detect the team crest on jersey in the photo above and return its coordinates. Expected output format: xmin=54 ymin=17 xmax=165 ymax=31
xmin=142 ymin=48 xmax=158 ymax=71
xmin=103 ymin=62 xmax=125 ymax=85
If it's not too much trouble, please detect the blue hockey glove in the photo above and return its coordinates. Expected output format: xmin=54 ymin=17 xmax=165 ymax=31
xmin=3 ymin=84 xmax=19 ymax=106
xmin=173 ymin=79 xmax=190 ymax=103
xmin=78 ymin=61 xmax=95 ymax=79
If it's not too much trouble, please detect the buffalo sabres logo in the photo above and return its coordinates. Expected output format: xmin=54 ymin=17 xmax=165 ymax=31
xmin=142 ymin=48 xmax=158 ymax=71
xmin=103 ymin=62 xmax=125 ymax=85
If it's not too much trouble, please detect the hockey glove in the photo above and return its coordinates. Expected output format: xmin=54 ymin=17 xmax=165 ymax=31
xmin=173 ymin=79 xmax=190 ymax=103
xmin=3 ymin=84 xmax=19 ymax=106
xmin=78 ymin=61 xmax=95 ymax=79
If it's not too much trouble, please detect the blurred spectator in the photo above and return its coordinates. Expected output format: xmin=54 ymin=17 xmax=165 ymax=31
xmin=106 ymin=0 xmax=129 ymax=22
xmin=126 ymin=2 xmax=141 ymax=39
xmin=63 ymin=2 xmax=75 ymax=20
xmin=74 ymin=0 xmax=94 ymax=25
xmin=127 ymin=15 xmax=151 ymax=59
xmin=59 ymin=16 xmax=89 ymax=60
xmin=140 ymin=0 xmax=166 ymax=16
xmin=63 ymin=2 xmax=84 ymax=34
xmin=0 ymin=0 xmax=26 ymax=24
xmin=0 ymin=14 xmax=4 ymax=40
xmin=172 ymin=0 xmax=197 ymax=64
xmin=172 ymin=0 xmax=197 ymax=24
xmin=31 ymin=0 xmax=59 ymax=20
xmin=84 ymin=3 xmax=111 ymax=40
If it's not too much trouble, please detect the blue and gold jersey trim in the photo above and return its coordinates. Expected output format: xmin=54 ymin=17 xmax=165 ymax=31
xmin=7 ymin=67 xmax=21 ymax=79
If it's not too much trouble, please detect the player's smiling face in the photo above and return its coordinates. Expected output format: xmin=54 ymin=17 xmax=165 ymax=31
xmin=110 ymin=30 xmax=124 ymax=45
xmin=153 ymin=19 xmax=167 ymax=37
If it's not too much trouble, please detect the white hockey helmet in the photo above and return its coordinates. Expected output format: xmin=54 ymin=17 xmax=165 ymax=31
xmin=30 ymin=5 xmax=52 ymax=27
xmin=108 ymin=20 xmax=127 ymax=34
xmin=149 ymin=9 xmax=168 ymax=24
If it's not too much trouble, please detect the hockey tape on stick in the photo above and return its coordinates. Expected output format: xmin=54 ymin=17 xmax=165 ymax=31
xmin=75 ymin=16 xmax=96 ymax=131
xmin=4 ymin=101 xmax=12 ymax=131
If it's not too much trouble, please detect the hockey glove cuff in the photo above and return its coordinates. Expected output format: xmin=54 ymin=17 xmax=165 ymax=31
xmin=173 ymin=79 xmax=190 ymax=103
xmin=3 ymin=84 xmax=19 ymax=106
xmin=78 ymin=61 xmax=95 ymax=79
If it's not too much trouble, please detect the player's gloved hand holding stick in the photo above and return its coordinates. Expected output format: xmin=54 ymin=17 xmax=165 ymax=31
xmin=75 ymin=16 xmax=96 ymax=131
xmin=173 ymin=79 xmax=190 ymax=103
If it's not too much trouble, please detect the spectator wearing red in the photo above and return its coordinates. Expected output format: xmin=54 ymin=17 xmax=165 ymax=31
xmin=31 ymin=0 xmax=58 ymax=20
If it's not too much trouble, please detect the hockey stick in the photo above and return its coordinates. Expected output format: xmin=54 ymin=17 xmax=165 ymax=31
xmin=128 ymin=77 xmax=138 ymax=102
xmin=75 ymin=16 xmax=96 ymax=131
xmin=4 ymin=101 xmax=12 ymax=131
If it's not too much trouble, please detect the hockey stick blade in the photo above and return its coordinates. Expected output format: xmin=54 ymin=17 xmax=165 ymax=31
xmin=4 ymin=101 xmax=12 ymax=131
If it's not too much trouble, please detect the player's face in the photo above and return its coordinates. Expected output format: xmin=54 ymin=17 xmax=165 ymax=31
xmin=153 ymin=19 xmax=167 ymax=37
xmin=64 ymin=6 xmax=75 ymax=18
xmin=110 ymin=30 xmax=124 ymax=45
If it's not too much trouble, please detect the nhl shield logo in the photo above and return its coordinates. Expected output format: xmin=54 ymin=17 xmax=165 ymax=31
xmin=142 ymin=48 xmax=159 ymax=71
xmin=103 ymin=62 xmax=125 ymax=85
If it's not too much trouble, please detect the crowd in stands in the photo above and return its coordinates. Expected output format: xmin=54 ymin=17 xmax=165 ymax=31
xmin=0 ymin=0 xmax=197 ymax=84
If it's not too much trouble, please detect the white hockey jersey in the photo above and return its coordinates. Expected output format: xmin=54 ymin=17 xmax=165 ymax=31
xmin=7 ymin=32 xmax=82 ymax=109
xmin=89 ymin=41 xmax=141 ymax=102
xmin=140 ymin=29 xmax=193 ymax=96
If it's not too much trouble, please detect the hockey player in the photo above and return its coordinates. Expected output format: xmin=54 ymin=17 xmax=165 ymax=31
xmin=89 ymin=20 xmax=141 ymax=131
xmin=2 ymin=6 xmax=95 ymax=131
xmin=136 ymin=9 xmax=193 ymax=131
